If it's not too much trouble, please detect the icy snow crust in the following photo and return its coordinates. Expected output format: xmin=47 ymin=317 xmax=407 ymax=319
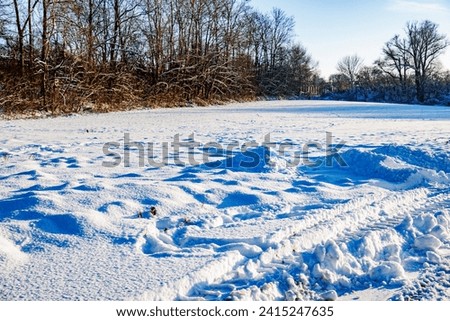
xmin=1 ymin=101 xmax=450 ymax=300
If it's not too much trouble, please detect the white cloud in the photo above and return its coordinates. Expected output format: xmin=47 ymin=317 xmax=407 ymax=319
xmin=388 ymin=0 xmax=449 ymax=12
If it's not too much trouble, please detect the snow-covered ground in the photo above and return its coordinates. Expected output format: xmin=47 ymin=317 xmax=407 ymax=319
xmin=1 ymin=100 xmax=450 ymax=301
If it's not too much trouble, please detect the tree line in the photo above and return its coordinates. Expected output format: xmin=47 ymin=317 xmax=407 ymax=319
xmin=0 ymin=2 xmax=449 ymax=116
xmin=0 ymin=0 xmax=319 ymax=115
xmin=330 ymin=20 xmax=450 ymax=105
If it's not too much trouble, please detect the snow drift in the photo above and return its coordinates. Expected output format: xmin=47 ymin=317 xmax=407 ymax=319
xmin=1 ymin=101 xmax=449 ymax=301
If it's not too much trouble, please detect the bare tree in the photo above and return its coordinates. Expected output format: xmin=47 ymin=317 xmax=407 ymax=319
xmin=336 ymin=54 xmax=364 ymax=89
xmin=40 ymin=0 xmax=49 ymax=109
xmin=377 ymin=35 xmax=410 ymax=91
xmin=284 ymin=44 xmax=317 ymax=96
xmin=269 ymin=8 xmax=294 ymax=69
xmin=405 ymin=20 xmax=449 ymax=102
xmin=11 ymin=0 xmax=36 ymax=72
xmin=12 ymin=0 xmax=25 ymax=73
xmin=375 ymin=20 xmax=449 ymax=103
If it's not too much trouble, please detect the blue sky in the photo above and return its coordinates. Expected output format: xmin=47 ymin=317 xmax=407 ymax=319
xmin=251 ymin=0 xmax=450 ymax=78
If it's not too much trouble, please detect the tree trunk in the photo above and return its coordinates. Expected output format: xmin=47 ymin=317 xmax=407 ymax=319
xmin=87 ymin=0 xmax=94 ymax=68
xmin=415 ymin=73 xmax=425 ymax=103
xmin=41 ymin=0 xmax=49 ymax=110
xmin=28 ymin=0 xmax=34 ymax=71
xmin=13 ymin=0 xmax=24 ymax=74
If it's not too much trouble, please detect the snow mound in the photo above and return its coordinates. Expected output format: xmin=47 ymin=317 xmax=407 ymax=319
xmin=138 ymin=223 xmax=179 ymax=254
xmin=202 ymin=146 xmax=294 ymax=174
xmin=33 ymin=214 xmax=84 ymax=236
xmin=302 ymin=210 xmax=450 ymax=296
xmin=374 ymin=145 xmax=450 ymax=173
xmin=413 ymin=235 xmax=441 ymax=251
xmin=336 ymin=146 xmax=449 ymax=188
xmin=0 ymin=235 xmax=28 ymax=271
xmin=369 ymin=261 xmax=406 ymax=284
xmin=341 ymin=149 xmax=414 ymax=183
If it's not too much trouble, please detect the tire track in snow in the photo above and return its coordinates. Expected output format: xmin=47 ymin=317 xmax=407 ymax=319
xmin=161 ymin=187 xmax=432 ymax=299
xmin=338 ymin=187 xmax=450 ymax=244
xmin=189 ymin=188 xmax=447 ymax=299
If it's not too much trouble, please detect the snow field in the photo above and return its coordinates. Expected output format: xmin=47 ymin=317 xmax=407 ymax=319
xmin=1 ymin=101 xmax=450 ymax=300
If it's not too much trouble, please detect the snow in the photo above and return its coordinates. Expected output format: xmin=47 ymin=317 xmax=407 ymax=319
xmin=1 ymin=100 xmax=450 ymax=301
xmin=414 ymin=235 xmax=441 ymax=251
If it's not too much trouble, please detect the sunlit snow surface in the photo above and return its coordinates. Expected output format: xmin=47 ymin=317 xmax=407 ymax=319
xmin=1 ymin=101 xmax=450 ymax=300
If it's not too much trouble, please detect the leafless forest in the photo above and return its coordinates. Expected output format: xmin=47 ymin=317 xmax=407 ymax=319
xmin=0 ymin=0 xmax=319 ymax=115
xmin=0 ymin=0 xmax=449 ymax=116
